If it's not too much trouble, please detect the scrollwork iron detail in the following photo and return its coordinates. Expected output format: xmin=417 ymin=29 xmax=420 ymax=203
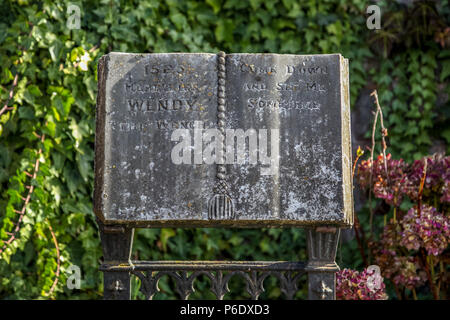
xmin=131 ymin=269 xmax=306 ymax=300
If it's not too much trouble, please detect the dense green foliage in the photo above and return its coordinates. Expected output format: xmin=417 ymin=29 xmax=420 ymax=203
xmin=0 ymin=0 xmax=448 ymax=299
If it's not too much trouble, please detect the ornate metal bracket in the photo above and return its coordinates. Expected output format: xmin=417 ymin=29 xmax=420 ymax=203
xmin=98 ymin=218 xmax=134 ymax=300
xmin=306 ymin=227 xmax=340 ymax=300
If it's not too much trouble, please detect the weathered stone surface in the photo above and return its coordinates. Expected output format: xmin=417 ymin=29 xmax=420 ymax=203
xmin=94 ymin=53 xmax=218 ymax=224
xmin=94 ymin=52 xmax=353 ymax=227
xmin=225 ymin=54 xmax=353 ymax=225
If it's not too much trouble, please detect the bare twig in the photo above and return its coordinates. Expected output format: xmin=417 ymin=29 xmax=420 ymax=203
xmin=369 ymin=90 xmax=391 ymax=238
xmin=0 ymin=133 xmax=45 ymax=255
xmin=417 ymin=157 xmax=428 ymax=217
xmin=0 ymin=74 xmax=19 ymax=117
xmin=352 ymin=146 xmax=364 ymax=180
xmin=353 ymin=214 xmax=368 ymax=267
xmin=420 ymin=248 xmax=439 ymax=300
xmin=393 ymin=282 xmax=402 ymax=300
xmin=0 ymin=25 xmax=34 ymax=119
xmin=371 ymin=90 xmax=389 ymax=181
xmin=368 ymin=108 xmax=379 ymax=239
xmin=44 ymin=219 xmax=61 ymax=298
xmin=351 ymin=146 xmax=368 ymax=266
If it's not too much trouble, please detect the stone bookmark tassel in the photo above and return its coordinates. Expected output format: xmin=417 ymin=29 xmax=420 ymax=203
xmin=208 ymin=51 xmax=235 ymax=220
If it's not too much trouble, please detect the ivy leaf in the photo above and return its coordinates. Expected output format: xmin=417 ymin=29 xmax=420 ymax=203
xmin=63 ymin=164 xmax=82 ymax=195
xmin=170 ymin=11 xmax=187 ymax=30
xmin=69 ymin=119 xmax=84 ymax=142
xmin=215 ymin=19 xmax=234 ymax=43
xmin=51 ymin=92 xmax=74 ymax=121
xmin=23 ymin=85 xmax=42 ymax=104
xmin=49 ymin=40 xmax=62 ymax=62
xmin=44 ymin=121 xmax=56 ymax=137
xmin=205 ymin=0 xmax=221 ymax=14
xmin=441 ymin=128 xmax=450 ymax=144
xmin=77 ymin=200 xmax=93 ymax=216
xmin=18 ymin=106 xmax=35 ymax=120
xmin=249 ymin=0 xmax=262 ymax=10
xmin=440 ymin=59 xmax=450 ymax=82
xmin=76 ymin=152 xmax=91 ymax=182
xmin=160 ymin=228 xmax=176 ymax=252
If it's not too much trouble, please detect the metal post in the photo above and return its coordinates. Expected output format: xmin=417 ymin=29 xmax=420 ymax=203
xmin=306 ymin=227 xmax=340 ymax=300
xmin=98 ymin=219 xmax=134 ymax=300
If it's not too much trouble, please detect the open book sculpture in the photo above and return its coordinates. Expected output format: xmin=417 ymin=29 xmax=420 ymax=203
xmin=94 ymin=52 xmax=353 ymax=228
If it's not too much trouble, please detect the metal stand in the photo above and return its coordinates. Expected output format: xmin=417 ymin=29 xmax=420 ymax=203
xmin=98 ymin=219 xmax=134 ymax=300
xmin=306 ymin=227 xmax=340 ymax=300
xmin=98 ymin=223 xmax=341 ymax=300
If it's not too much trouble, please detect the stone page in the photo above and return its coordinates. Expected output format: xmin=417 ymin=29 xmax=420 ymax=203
xmin=225 ymin=54 xmax=352 ymax=225
xmin=94 ymin=53 xmax=217 ymax=223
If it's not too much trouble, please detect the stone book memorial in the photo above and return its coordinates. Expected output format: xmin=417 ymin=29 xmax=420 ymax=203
xmin=94 ymin=52 xmax=353 ymax=228
xmin=94 ymin=52 xmax=353 ymax=300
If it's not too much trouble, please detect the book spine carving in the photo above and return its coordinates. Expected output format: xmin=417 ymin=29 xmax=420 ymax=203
xmin=208 ymin=51 xmax=235 ymax=219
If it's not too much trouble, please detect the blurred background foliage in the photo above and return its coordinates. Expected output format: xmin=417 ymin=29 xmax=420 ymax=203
xmin=0 ymin=0 xmax=448 ymax=299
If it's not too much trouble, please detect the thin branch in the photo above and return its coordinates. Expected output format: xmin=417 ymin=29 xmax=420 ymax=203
xmin=420 ymin=248 xmax=439 ymax=300
xmin=353 ymin=214 xmax=368 ymax=266
xmin=0 ymin=25 xmax=34 ymax=119
xmin=368 ymin=108 xmax=379 ymax=239
xmin=352 ymin=146 xmax=364 ymax=180
xmin=371 ymin=90 xmax=389 ymax=181
xmin=368 ymin=90 xmax=391 ymax=239
xmin=351 ymin=146 xmax=368 ymax=266
xmin=44 ymin=219 xmax=61 ymax=298
xmin=0 ymin=74 xmax=19 ymax=117
xmin=417 ymin=157 xmax=428 ymax=217
xmin=0 ymin=133 xmax=45 ymax=255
